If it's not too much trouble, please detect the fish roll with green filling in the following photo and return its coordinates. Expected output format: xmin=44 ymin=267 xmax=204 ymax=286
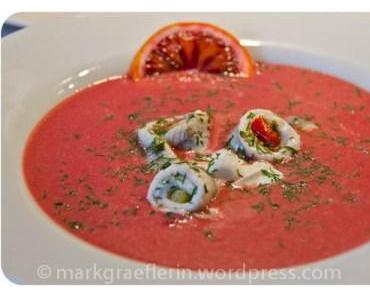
xmin=147 ymin=163 xmax=217 ymax=214
xmin=164 ymin=110 xmax=210 ymax=153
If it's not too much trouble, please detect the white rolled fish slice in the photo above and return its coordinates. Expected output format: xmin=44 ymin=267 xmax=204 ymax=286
xmin=137 ymin=121 xmax=177 ymax=164
xmin=207 ymin=149 xmax=250 ymax=181
xmin=230 ymin=109 xmax=301 ymax=162
xmin=232 ymin=161 xmax=283 ymax=188
xmin=147 ymin=163 xmax=217 ymax=214
xmin=165 ymin=110 xmax=210 ymax=153
xmin=206 ymin=149 xmax=283 ymax=186
xmin=228 ymin=128 xmax=244 ymax=156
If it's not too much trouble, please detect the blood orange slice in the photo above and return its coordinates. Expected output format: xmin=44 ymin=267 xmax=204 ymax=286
xmin=128 ymin=22 xmax=255 ymax=80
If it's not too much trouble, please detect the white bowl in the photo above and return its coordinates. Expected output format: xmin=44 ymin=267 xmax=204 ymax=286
xmin=2 ymin=13 xmax=370 ymax=284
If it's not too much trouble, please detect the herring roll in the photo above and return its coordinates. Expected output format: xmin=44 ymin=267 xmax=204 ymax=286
xmin=137 ymin=120 xmax=177 ymax=163
xmin=229 ymin=109 xmax=301 ymax=162
xmin=164 ymin=110 xmax=210 ymax=153
xmin=207 ymin=149 xmax=251 ymax=181
xmin=232 ymin=161 xmax=283 ymax=188
xmin=147 ymin=163 xmax=217 ymax=214
xmin=206 ymin=149 xmax=283 ymax=187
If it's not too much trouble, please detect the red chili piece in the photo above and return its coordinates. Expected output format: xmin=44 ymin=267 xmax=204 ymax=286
xmin=250 ymin=116 xmax=281 ymax=147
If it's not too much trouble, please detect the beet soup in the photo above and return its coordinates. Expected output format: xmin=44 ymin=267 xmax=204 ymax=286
xmin=23 ymin=64 xmax=370 ymax=270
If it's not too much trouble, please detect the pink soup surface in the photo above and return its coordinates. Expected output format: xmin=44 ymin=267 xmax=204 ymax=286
xmin=23 ymin=64 xmax=370 ymax=269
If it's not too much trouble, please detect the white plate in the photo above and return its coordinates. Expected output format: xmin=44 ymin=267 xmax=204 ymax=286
xmin=2 ymin=13 xmax=370 ymax=284
xmin=6 ymin=12 xmax=82 ymax=27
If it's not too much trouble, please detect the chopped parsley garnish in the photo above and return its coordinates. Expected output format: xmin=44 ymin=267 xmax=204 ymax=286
xmin=53 ymin=201 xmax=65 ymax=209
xmin=104 ymin=114 xmax=114 ymax=121
xmin=273 ymin=81 xmax=284 ymax=91
xmin=190 ymin=166 xmax=200 ymax=173
xmin=343 ymin=193 xmax=359 ymax=204
xmin=331 ymin=136 xmax=348 ymax=146
xmin=150 ymin=136 xmax=165 ymax=153
xmin=261 ymin=168 xmax=281 ymax=182
xmin=68 ymin=221 xmax=84 ymax=231
xmin=123 ymin=207 xmax=139 ymax=216
xmin=152 ymin=118 xmax=172 ymax=135
xmin=284 ymin=214 xmax=299 ymax=230
xmin=190 ymin=186 xmax=198 ymax=198
xmin=354 ymin=87 xmax=362 ymax=98
xmin=247 ymin=112 xmax=256 ymax=119
xmin=203 ymin=229 xmax=214 ymax=240
xmin=251 ymin=202 xmax=265 ymax=214
xmin=258 ymin=184 xmax=272 ymax=196
xmin=282 ymin=146 xmax=298 ymax=155
xmin=267 ymin=198 xmax=280 ymax=209
xmin=174 ymin=172 xmax=186 ymax=183
xmin=281 ymin=181 xmax=307 ymax=202
xmin=128 ymin=113 xmax=139 ymax=121
xmin=134 ymin=176 xmax=146 ymax=186
xmin=240 ymin=130 xmax=256 ymax=147
xmin=73 ymin=133 xmax=81 ymax=140
xmin=287 ymin=99 xmax=301 ymax=110
xmin=206 ymin=105 xmax=215 ymax=117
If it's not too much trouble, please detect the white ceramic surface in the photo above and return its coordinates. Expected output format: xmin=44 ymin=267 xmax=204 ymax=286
xmin=2 ymin=13 xmax=370 ymax=284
